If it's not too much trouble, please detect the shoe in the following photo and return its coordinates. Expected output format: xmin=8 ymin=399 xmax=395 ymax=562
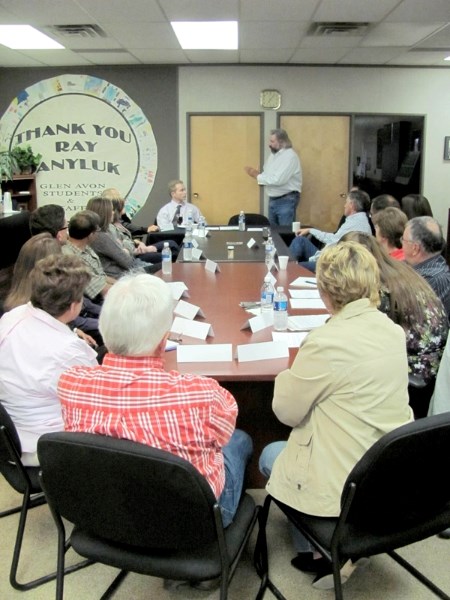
xmin=291 ymin=553 xmax=328 ymax=573
xmin=312 ymin=557 xmax=369 ymax=590
xmin=191 ymin=577 xmax=221 ymax=591
xmin=438 ymin=528 xmax=450 ymax=539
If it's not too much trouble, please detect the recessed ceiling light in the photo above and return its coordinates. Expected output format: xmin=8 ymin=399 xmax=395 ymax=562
xmin=171 ymin=21 xmax=238 ymax=50
xmin=0 ymin=25 xmax=64 ymax=49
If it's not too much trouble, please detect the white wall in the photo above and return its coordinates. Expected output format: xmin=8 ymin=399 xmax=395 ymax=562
xmin=179 ymin=66 xmax=450 ymax=234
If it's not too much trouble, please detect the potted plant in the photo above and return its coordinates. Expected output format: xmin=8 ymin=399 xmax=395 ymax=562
xmin=10 ymin=145 xmax=42 ymax=174
xmin=0 ymin=149 xmax=18 ymax=181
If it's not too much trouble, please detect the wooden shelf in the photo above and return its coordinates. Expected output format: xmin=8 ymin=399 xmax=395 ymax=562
xmin=1 ymin=174 xmax=37 ymax=212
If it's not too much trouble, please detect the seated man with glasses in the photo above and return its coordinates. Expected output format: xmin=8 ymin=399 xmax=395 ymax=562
xmin=403 ymin=216 xmax=450 ymax=319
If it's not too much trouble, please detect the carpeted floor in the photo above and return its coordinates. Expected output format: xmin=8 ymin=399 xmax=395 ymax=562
xmin=1 ymin=479 xmax=450 ymax=600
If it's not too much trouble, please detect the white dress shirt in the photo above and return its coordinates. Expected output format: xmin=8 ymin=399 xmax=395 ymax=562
xmin=156 ymin=200 xmax=203 ymax=230
xmin=0 ymin=303 xmax=97 ymax=453
xmin=257 ymin=148 xmax=302 ymax=198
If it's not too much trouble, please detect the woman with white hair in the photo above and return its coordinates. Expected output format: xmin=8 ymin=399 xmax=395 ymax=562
xmin=58 ymin=273 xmax=252 ymax=532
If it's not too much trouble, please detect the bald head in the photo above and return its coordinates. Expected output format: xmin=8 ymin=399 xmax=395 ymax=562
xmin=403 ymin=216 xmax=445 ymax=265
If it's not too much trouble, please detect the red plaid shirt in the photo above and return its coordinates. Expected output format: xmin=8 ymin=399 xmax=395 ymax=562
xmin=58 ymin=354 xmax=237 ymax=498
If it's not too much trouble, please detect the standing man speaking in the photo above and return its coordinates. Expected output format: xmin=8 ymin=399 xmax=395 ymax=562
xmin=245 ymin=128 xmax=302 ymax=226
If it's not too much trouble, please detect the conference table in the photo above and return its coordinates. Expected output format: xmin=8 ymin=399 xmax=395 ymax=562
xmin=157 ymin=234 xmax=328 ymax=488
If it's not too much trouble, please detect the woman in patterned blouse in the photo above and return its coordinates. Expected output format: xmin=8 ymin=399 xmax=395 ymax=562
xmin=342 ymin=232 xmax=448 ymax=387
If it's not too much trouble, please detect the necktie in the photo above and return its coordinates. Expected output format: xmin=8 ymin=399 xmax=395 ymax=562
xmin=172 ymin=204 xmax=182 ymax=227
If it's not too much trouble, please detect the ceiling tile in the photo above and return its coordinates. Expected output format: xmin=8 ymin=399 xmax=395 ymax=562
xmin=160 ymin=0 xmax=239 ymax=21
xmin=338 ymin=47 xmax=405 ymax=64
xmin=18 ymin=48 xmax=92 ymax=66
xmin=240 ymin=0 xmax=319 ymax=22
xmin=313 ymin=0 xmax=400 ymax=22
xmin=362 ymin=22 xmax=446 ymax=46
xmin=388 ymin=50 xmax=450 ymax=65
xmin=239 ymin=22 xmax=306 ymax=49
xmin=77 ymin=51 xmax=140 ymax=65
xmin=240 ymin=48 xmax=295 ymax=62
xmin=130 ymin=48 xmax=189 ymax=63
xmin=183 ymin=49 xmax=239 ymax=63
xmin=102 ymin=22 xmax=180 ymax=49
xmin=386 ymin=0 xmax=450 ymax=22
xmin=289 ymin=47 xmax=349 ymax=63
xmin=0 ymin=0 xmax=92 ymax=24
xmin=415 ymin=23 xmax=450 ymax=48
xmin=76 ymin=0 xmax=165 ymax=22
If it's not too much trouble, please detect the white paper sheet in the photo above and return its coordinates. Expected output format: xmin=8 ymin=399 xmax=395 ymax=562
xmin=205 ymin=259 xmax=220 ymax=273
xmin=289 ymin=289 xmax=321 ymax=299
xmin=272 ymin=331 xmax=308 ymax=348
xmin=241 ymin=312 xmax=274 ymax=332
xmin=174 ymin=299 xmax=204 ymax=320
xmin=289 ymin=298 xmax=326 ymax=309
xmin=287 ymin=314 xmax=329 ymax=331
xmin=167 ymin=281 xmax=189 ymax=300
xmin=177 ymin=344 xmax=233 ymax=363
xmin=290 ymin=276 xmax=317 ymax=288
xmin=170 ymin=316 xmax=214 ymax=339
xmin=219 ymin=226 xmax=239 ymax=231
xmin=192 ymin=248 xmax=203 ymax=260
xmin=237 ymin=340 xmax=289 ymax=362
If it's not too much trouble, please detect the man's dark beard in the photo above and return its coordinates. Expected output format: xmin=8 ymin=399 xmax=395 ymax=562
xmin=270 ymin=146 xmax=279 ymax=154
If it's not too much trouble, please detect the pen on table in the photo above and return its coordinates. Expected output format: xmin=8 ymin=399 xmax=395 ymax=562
xmin=305 ymin=280 xmax=316 ymax=285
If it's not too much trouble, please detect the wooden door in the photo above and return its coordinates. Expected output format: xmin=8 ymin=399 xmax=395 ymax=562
xmin=280 ymin=115 xmax=350 ymax=232
xmin=189 ymin=115 xmax=261 ymax=225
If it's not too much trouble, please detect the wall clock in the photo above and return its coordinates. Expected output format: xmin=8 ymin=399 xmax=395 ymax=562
xmin=260 ymin=89 xmax=281 ymax=110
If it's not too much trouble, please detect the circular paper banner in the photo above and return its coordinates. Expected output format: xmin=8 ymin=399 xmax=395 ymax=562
xmin=0 ymin=74 xmax=157 ymax=217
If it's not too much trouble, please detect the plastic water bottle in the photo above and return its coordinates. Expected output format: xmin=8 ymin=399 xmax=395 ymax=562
xmin=265 ymin=237 xmax=274 ymax=271
xmin=162 ymin=242 xmax=172 ymax=274
xmin=183 ymin=228 xmax=193 ymax=261
xmin=186 ymin=208 xmax=194 ymax=229
xmin=273 ymin=286 xmax=288 ymax=331
xmin=198 ymin=215 xmax=206 ymax=238
xmin=238 ymin=210 xmax=246 ymax=231
xmin=261 ymin=276 xmax=274 ymax=313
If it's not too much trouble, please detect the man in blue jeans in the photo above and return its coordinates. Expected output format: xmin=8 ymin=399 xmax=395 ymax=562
xmin=289 ymin=189 xmax=372 ymax=272
xmin=245 ymin=128 xmax=302 ymax=226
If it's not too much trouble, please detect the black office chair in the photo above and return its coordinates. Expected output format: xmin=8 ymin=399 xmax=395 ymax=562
xmin=254 ymin=413 xmax=450 ymax=600
xmin=0 ymin=403 xmax=91 ymax=591
xmin=228 ymin=213 xmax=270 ymax=227
xmin=38 ymin=431 xmax=262 ymax=600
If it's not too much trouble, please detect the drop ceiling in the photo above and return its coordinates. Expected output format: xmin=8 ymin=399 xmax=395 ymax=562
xmin=0 ymin=0 xmax=449 ymax=68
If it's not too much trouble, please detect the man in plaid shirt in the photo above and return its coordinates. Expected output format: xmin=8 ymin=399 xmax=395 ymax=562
xmin=58 ymin=273 xmax=252 ymax=528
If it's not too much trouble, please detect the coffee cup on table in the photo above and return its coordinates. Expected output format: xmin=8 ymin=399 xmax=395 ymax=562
xmin=278 ymin=256 xmax=289 ymax=270
xmin=292 ymin=221 xmax=300 ymax=233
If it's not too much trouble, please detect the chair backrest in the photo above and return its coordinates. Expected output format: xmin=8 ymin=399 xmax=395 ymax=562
xmin=341 ymin=413 xmax=450 ymax=533
xmin=228 ymin=213 xmax=270 ymax=226
xmin=0 ymin=402 xmax=28 ymax=491
xmin=38 ymin=432 xmax=220 ymax=550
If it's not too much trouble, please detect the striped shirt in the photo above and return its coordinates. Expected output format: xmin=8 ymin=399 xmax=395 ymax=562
xmin=58 ymin=353 xmax=237 ymax=497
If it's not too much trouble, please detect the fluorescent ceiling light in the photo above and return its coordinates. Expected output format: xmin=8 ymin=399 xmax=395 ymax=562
xmin=445 ymin=55 xmax=450 ymax=61
xmin=171 ymin=21 xmax=238 ymax=50
xmin=0 ymin=25 xmax=64 ymax=49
